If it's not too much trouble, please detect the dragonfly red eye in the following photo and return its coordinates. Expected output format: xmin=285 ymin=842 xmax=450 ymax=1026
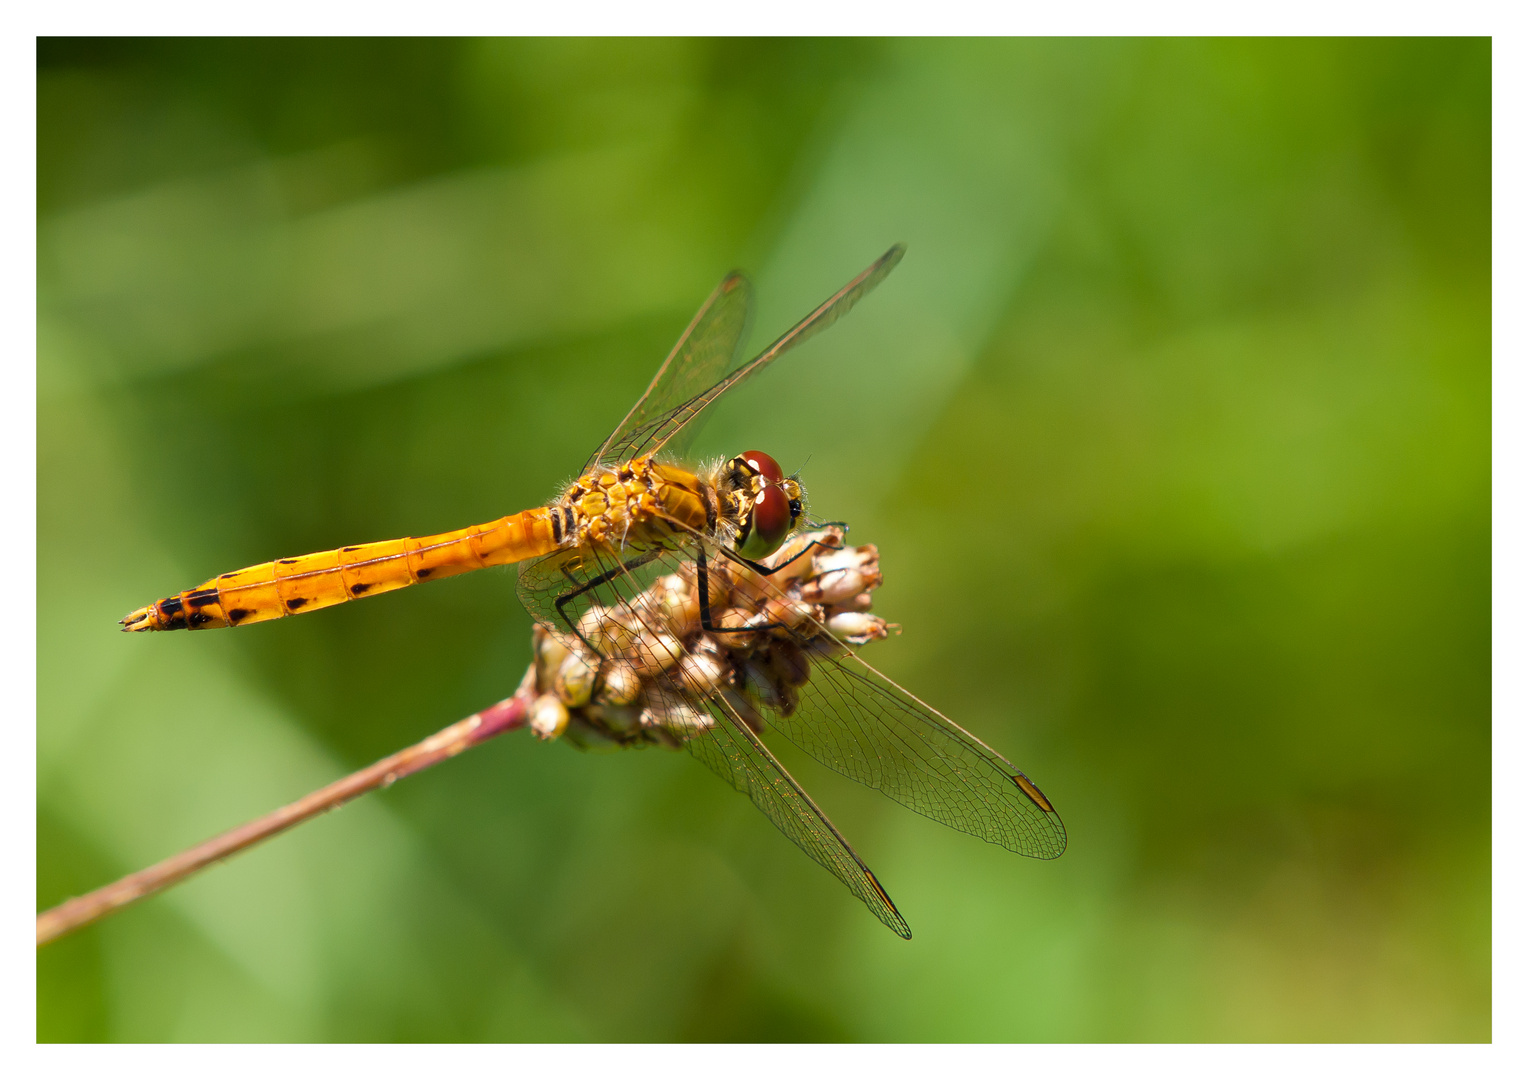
xmin=738 ymin=450 xmax=792 ymax=559
xmin=741 ymin=450 xmax=784 ymax=486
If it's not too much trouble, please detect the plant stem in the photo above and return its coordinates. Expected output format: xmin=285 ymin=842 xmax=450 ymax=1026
xmin=36 ymin=680 xmax=534 ymax=947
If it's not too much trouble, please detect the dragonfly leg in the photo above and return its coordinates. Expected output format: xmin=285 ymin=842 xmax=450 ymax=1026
xmin=723 ymin=533 xmax=844 ymax=579
xmin=553 ymin=547 xmax=665 ymax=655
xmin=697 ymin=547 xmax=795 ymax=639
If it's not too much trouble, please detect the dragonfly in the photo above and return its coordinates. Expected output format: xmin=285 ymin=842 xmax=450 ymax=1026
xmin=121 ymin=245 xmax=1066 ymax=937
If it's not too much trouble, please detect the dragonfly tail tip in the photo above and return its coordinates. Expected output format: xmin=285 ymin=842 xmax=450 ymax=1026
xmin=119 ymin=605 xmax=160 ymax=632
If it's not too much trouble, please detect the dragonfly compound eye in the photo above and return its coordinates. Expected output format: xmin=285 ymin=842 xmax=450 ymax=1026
xmin=736 ymin=450 xmax=792 ymax=560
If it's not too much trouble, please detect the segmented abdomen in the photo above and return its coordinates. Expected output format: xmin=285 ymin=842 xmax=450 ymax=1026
xmin=122 ymin=508 xmax=559 ymax=632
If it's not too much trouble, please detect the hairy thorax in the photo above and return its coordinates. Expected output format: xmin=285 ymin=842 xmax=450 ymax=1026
xmin=553 ymin=455 xmax=733 ymax=551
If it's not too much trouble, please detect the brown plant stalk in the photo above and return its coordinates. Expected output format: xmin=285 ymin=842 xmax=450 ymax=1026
xmin=36 ymin=680 xmax=534 ymax=947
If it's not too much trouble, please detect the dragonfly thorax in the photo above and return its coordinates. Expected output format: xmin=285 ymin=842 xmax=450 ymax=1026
xmin=550 ymin=451 xmax=803 ymax=560
xmin=553 ymin=456 xmax=688 ymax=549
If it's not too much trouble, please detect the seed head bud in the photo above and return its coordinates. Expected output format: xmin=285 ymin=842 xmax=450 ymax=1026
xmin=826 ymin=611 xmax=892 ymax=645
xmin=578 ymin=605 xmax=635 ymax=655
xmin=679 ymin=649 xmax=729 ymax=698
xmin=763 ymin=597 xmax=816 ymax=630
xmin=713 ymin=606 xmax=756 ymax=633
xmin=828 ymin=592 xmax=875 ymax=614
xmin=772 ymin=528 xmax=839 ymax=575
xmin=533 ymin=625 xmax=570 ymax=691
xmin=555 ymin=653 xmax=597 ymax=707
xmin=529 ymin=693 xmax=570 ymax=740
xmin=644 ymin=574 xmax=702 ymax=636
xmin=642 ymin=698 xmax=713 ymax=733
xmin=631 ymin=632 xmax=685 ymax=677
xmin=811 ymin=546 xmax=861 ymax=574
xmin=800 ymin=567 xmax=870 ymax=605
xmin=600 ymin=662 xmax=643 ymax=706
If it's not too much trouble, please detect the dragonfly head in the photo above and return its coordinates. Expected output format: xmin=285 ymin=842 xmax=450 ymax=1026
xmin=727 ymin=450 xmax=804 ymax=560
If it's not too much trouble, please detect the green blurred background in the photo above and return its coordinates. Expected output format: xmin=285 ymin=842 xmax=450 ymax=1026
xmin=36 ymin=38 xmax=1489 ymax=1042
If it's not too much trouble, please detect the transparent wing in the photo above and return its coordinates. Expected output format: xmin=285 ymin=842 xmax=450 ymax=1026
xmin=583 ymin=273 xmax=753 ymax=473
xmin=761 ymin=646 xmax=1068 ymax=860
xmin=517 ymin=535 xmax=693 ymax=665
xmin=592 ymin=245 xmax=905 ymax=470
xmin=684 ymin=691 xmax=911 ymax=939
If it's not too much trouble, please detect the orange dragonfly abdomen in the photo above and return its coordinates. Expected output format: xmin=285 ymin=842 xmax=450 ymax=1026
xmin=122 ymin=508 xmax=561 ymax=632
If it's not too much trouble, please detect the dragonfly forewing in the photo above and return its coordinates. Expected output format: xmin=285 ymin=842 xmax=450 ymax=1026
xmin=584 ymin=273 xmax=753 ymax=473
xmin=588 ymin=245 xmax=905 ymax=471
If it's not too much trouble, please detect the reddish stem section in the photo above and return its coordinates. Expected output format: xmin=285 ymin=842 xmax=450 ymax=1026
xmin=37 ymin=689 xmax=532 ymax=947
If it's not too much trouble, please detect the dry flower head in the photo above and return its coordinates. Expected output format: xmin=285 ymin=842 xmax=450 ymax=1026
xmin=527 ymin=527 xmax=897 ymax=750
